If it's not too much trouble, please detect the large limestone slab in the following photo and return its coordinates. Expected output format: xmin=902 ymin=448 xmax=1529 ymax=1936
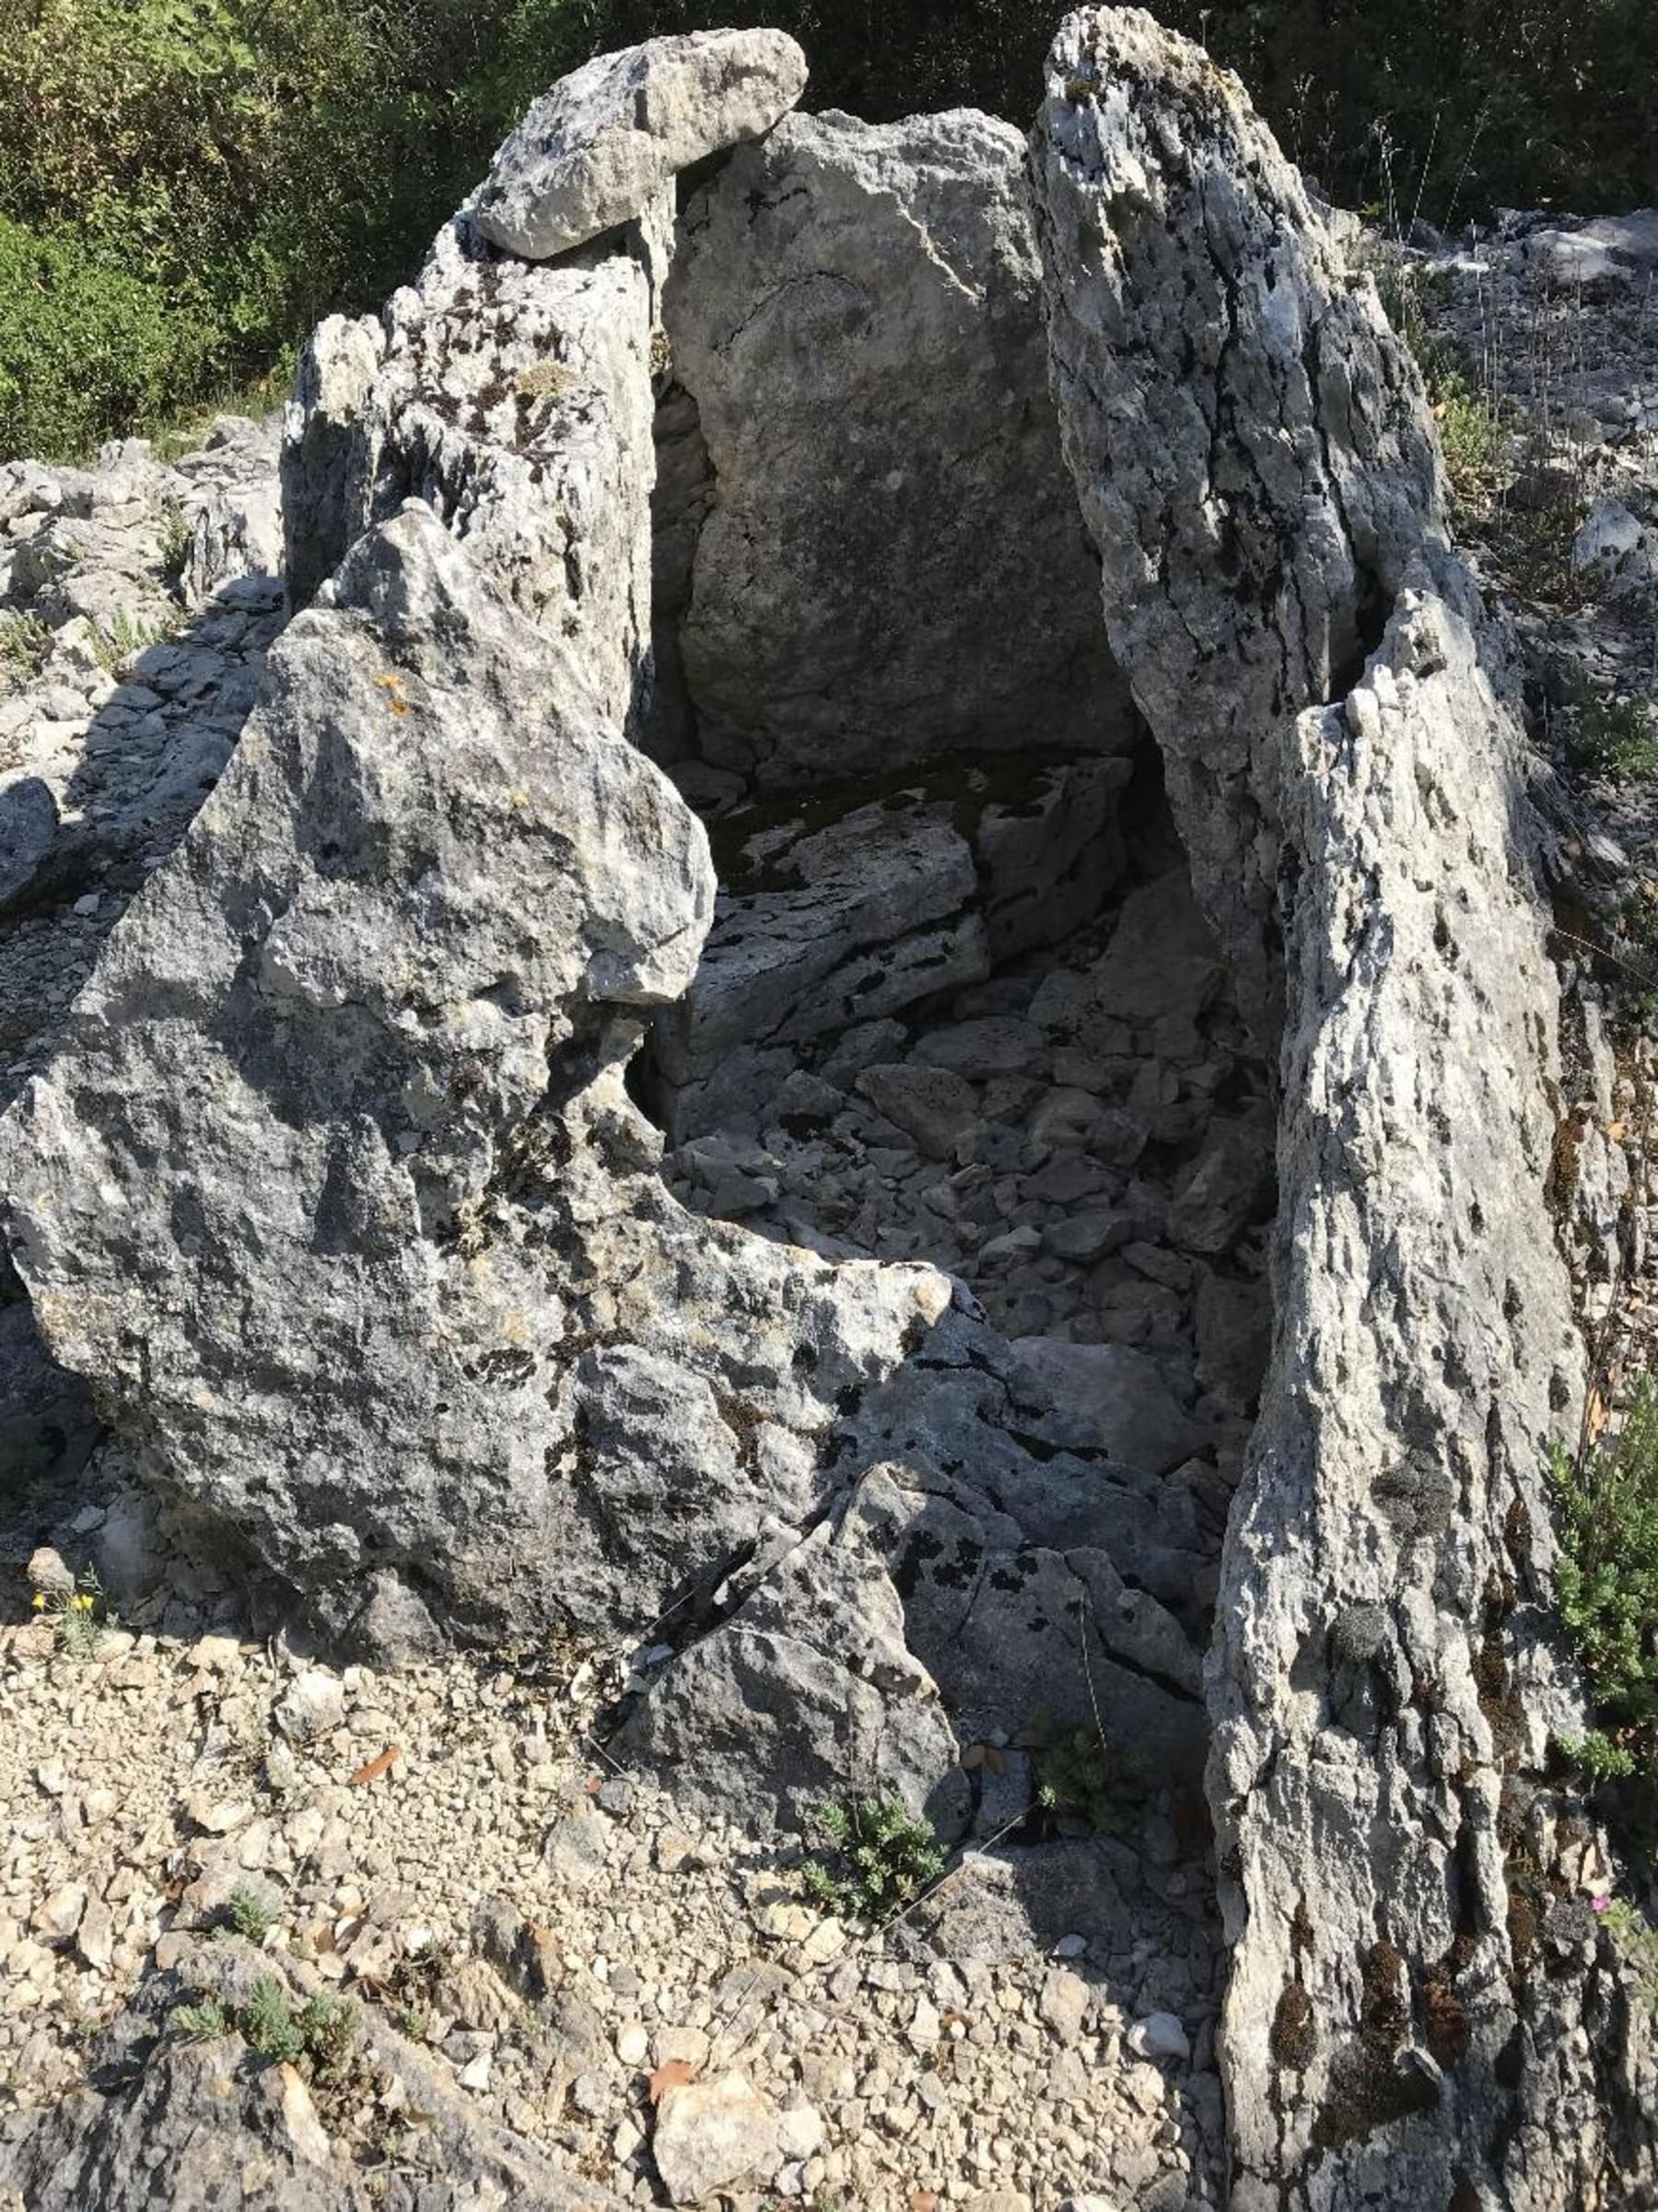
xmin=666 ymin=108 xmax=1138 ymax=782
xmin=472 ymin=30 xmax=809 ymax=261
xmin=1032 ymin=9 xmax=1648 ymax=2204
xmin=1031 ymin=6 xmax=1440 ymax=1025
xmin=0 ymin=505 xmax=947 ymax=1652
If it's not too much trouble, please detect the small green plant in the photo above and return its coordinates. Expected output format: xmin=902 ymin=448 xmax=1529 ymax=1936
xmin=800 ymin=1794 xmax=948 ymax=1922
xmin=1550 ymin=1379 xmax=1658 ymax=1840
xmin=293 ymin=1992 xmax=361 ymax=2084
xmin=239 ymin=1976 xmax=360 ymax=2078
xmin=171 ymin=1995 xmax=229 ymax=2042
xmin=89 ymin=606 xmax=182 ymax=676
xmin=31 ymin=1568 xmax=114 ymax=1658
xmin=1030 ymin=1715 xmax=1136 ymax=1835
xmin=171 ymin=1977 xmax=359 ymax=2084
xmin=1599 ymin=1897 xmax=1658 ymax=2010
xmin=0 ymin=610 xmax=51 ymax=681
xmin=158 ymin=497 xmax=193 ymax=586
xmin=1430 ymin=369 xmax=1506 ymax=508
xmin=223 ymin=1885 xmax=276 ymax=1943
xmin=242 ymin=1974 xmax=306 ymax=2064
xmin=1571 ymin=693 xmax=1658 ymax=783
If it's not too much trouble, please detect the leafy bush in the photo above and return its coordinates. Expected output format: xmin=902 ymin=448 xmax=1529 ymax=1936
xmin=800 ymin=1794 xmax=948 ymax=1920
xmin=1570 ymin=694 xmax=1658 ymax=784
xmin=0 ymin=0 xmax=601 ymax=459
xmin=0 ymin=214 xmax=192 ymax=462
xmin=1551 ymin=1379 xmax=1658 ymax=1834
xmin=6 ymin=0 xmax=1658 ymax=462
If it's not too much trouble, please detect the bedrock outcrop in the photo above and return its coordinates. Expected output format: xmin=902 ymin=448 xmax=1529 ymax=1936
xmin=1033 ymin=9 xmax=1649 ymax=2205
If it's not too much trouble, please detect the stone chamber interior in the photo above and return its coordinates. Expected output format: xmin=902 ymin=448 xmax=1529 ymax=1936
xmin=631 ymin=366 xmax=1279 ymax=1679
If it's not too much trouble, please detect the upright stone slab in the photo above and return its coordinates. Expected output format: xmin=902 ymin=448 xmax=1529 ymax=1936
xmin=1031 ymin=5 xmax=1440 ymax=1025
xmin=1031 ymin=9 xmax=1650 ymax=2204
xmin=283 ymin=222 xmax=657 ymax=732
xmin=0 ymin=505 xmax=949 ymax=1658
xmin=666 ymin=107 xmax=1138 ymax=783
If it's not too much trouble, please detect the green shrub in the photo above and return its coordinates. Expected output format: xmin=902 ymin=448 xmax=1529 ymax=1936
xmin=1031 ymin=1715 xmax=1136 ymax=1834
xmin=1571 ymin=695 xmax=1658 ymax=784
xmin=0 ymin=214 xmax=194 ymax=461
xmin=0 ymin=0 xmax=601 ymax=462
xmin=800 ymin=1794 xmax=948 ymax=1921
xmin=1551 ymin=1379 xmax=1658 ymax=1837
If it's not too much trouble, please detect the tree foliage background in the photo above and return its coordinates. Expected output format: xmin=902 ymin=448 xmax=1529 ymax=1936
xmin=2 ymin=0 xmax=1655 ymax=461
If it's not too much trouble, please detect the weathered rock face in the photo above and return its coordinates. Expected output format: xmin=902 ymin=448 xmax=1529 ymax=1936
xmin=473 ymin=29 xmax=809 ymax=262
xmin=9 ymin=21 xmax=1650 ymax=2205
xmin=0 ymin=505 xmax=946 ymax=1657
xmin=1031 ymin=9 xmax=1647 ymax=2204
xmin=282 ymin=224 xmax=656 ymax=732
xmin=663 ymin=107 xmax=1138 ymax=782
xmin=1218 ymin=568 xmax=1628 ymax=2209
xmin=1030 ymin=6 xmax=1442 ymax=1024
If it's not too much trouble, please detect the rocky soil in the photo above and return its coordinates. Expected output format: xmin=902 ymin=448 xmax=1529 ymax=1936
xmin=0 ymin=1587 xmax=1220 ymax=2208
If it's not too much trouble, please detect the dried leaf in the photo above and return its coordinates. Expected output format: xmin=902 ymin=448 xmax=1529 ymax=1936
xmin=348 ymin=1745 xmax=403 ymax=1788
xmin=648 ymin=2059 xmax=697 ymax=2105
xmin=1609 ymin=1121 xmax=1627 ymax=1142
xmin=959 ymin=1743 xmax=984 ymax=1772
xmin=584 ymin=1773 xmax=604 ymax=1797
xmin=983 ymin=1745 xmax=1006 ymax=1776
xmin=1587 ymin=1388 xmax=1609 ymax=1442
